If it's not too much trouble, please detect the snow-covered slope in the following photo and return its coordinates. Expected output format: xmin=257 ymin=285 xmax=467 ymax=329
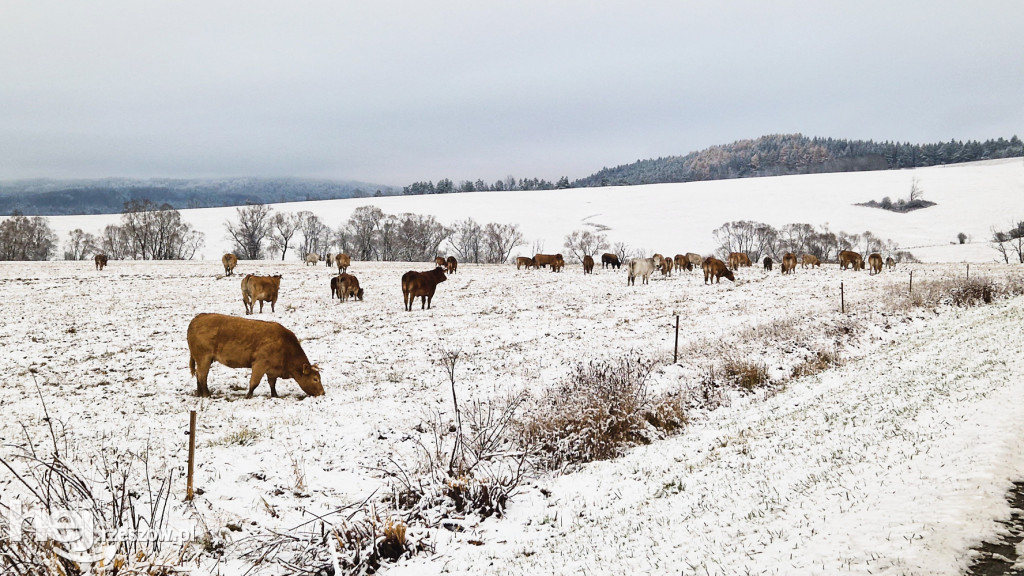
xmin=44 ymin=158 xmax=1024 ymax=262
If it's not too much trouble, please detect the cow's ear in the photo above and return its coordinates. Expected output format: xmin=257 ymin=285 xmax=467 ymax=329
xmin=302 ymin=363 xmax=311 ymax=375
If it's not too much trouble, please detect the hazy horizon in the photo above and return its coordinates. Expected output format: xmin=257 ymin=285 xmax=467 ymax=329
xmin=2 ymin=1 xmax=1022 ymax=186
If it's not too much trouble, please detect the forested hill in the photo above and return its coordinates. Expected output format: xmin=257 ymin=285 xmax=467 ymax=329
xmin=573 ymin=134 xmax=1023 ymax=187
xmin=0 ymin=177 xmax=397 ymax=216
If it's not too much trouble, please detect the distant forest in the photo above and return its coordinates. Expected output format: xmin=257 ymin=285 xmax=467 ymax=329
xmin=0 ymin=178 xmax=397 ymax=216
xmin=402 ymin=134 xmax=1023 ymax=193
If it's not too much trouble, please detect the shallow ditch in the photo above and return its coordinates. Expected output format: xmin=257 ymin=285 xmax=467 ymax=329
xmin=967 ymin=482 xmax=1024 ymax=575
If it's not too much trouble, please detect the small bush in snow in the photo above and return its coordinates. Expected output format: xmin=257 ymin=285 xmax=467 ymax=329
xmin=524 ymin=356 xmax=678 ymax=470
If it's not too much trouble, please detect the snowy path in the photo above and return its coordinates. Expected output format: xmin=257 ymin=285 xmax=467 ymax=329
xmin=418 ymin=298 xmax=1024 ymax=575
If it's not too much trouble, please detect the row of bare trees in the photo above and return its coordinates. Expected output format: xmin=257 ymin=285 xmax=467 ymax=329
xmin=712 ymin=221 xmax=905 ymax=263
xmin=224 ymin=204 xmax=526 ymax=264
xmin=63 ymin=200 xmax=205 ymax=260
xmin=991 ymin=221 xmax=1024 ymax=263
xmin=0 ymin=212 xmax=58 ymax=260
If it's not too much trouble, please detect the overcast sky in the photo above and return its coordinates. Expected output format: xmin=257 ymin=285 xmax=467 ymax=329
xmin=1 ymin=1 xmax=1022 ymax=186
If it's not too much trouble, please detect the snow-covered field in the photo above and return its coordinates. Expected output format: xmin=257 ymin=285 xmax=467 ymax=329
xmin=43 ymin=158 xmax=1024 ymax=262
xmin=3 ymin=256 xmax=1024 ymax=575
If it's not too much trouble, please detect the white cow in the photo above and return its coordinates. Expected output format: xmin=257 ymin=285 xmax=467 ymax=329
xmin=627 ymin=258 xmax=657 ymax=286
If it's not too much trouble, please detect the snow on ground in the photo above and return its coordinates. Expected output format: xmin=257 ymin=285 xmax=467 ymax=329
xmin=2 ymin=256 xmax=1024 ymax=574
xmin=41 ymin=158 xmax=1024 ymax=262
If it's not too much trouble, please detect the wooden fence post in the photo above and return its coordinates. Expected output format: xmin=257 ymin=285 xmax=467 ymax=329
xmin=840 ymin=282 xmax=845 ymax=314
xmin=186 ymin=410 xmax=197 ymax=501
xmin=909 ymin=270 xmax=913 ymax=294
xmin=673 ymin=315 xmax=680 ymax=364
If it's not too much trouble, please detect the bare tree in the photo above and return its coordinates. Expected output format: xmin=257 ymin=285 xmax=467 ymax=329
xmin=348 ymin=205 xmax=384 ymax=261
xmin=563 ymin=229 xmax=609 ymax=263
xmin=100 ymin=224 xmax=131 ymax=260
xmin=712 ymin=220 xmax=776 ymax=262
xmin=397 ymin=213 xmax=451 ymax=262
xmin=63 ymin=229 xmax=98 ymax=260
xmin=447 ymin=218 xmax=483 ymax=263
xmin=0 ymin=212 xmax=57 ymax=260
xmin=613 ymin=241 xmax=630 ymax=263
xmin=296 ymin=211 xmax=330 ymax=259
xmin=270 ymin=212 xmax=300 ymax=261
xmin=991 ymin=221 xmax=1024 ymax=263
xmin=483 ymin=222 xmax=525 ymax=263
xmin=225 ymin=203 xmax=273 ymax=260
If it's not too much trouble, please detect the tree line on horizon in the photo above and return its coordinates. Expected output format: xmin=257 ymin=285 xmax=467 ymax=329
xmin=402 ymin=134 xmax=1022 ymax=194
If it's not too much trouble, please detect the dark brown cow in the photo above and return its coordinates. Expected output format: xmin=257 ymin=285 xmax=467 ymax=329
xmin=333 ymin=273 xmax=363 ymax=302
xmin=446 ymin=256 xmax=458 ymax=274
xmin=868 ymin=253 xmax=883 ymax=275
xmin=703 ymin=257 xmax=735 ymax=284
xmin=763 ymin=256 xmax=773 ymax=271
xmin=324 ymin=253 xmax=332 ymax=267
xmin=241 ymin=274 xmax=282 ymax=314
xmin=534 ymin=254 xmax=563 ymax=272
xmin=435 ymin=256 xmax=446 ymax=268
xmin=516 ymin=256 xmax=536 ymax=270
xmin=601 ymin=253 xmax=621 ymax=269
xmin=583 ymin=255 xmax=594 ymax=274
xmin=187 ymin=313 xmax=324 ymax=398
xmin=335 ymin=253 xmax=352 ymax=273
xmin=222 ymin=253 xmax=237 ymax=276
xmin=839 ymin=250 xmax=864 ymax=271
xmin=781 ymin=253 xmax=797 ymax=275
xmin=728 ymin=252 xmax=752 ymax=270
xmin=801 ymin=254 xmax=821 ymax=268
xmin=675 ymin=254 xmax=693 ymax=272
xmin=553 ymin=254 xmax=565 ymax=272
xmin=402 ymin=267 xmax=447 ymax=311
xmin=886 ymin=256 xmax=896 ymax=269
xmin=94 ymin=254 xmax=108 ymax=270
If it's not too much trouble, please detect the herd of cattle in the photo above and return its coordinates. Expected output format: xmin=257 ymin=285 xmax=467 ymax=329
xmin=84 ymin=247 xmax=899 ymax=399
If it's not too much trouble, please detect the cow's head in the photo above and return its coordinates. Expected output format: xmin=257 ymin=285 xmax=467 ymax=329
xmin=297 ymin=363 xmax=324 ymax=396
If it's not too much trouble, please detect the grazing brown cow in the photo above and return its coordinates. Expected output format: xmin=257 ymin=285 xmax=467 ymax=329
xmin=627 ymin=258 xmax=657 ymax=286
xmin=728 ymin=252 xmax=752 ymax=270
xmin=332 ymin=273 xmax=363 ymax=302
xmin=534 ymin=254 xmax=563 ymax=272
xmin=304 ymin=253 xmax=319 ymax=266
xmin=94 ymin=254 xmax=108 ymax=270
xmin=187 ymin=313 xmax=324 ymax=398
xmin=601 ymin=253 xmax=621 ymax=269
xmin=241 ymin=274 xmax=282 ymax=314
xmin=657 ymin=254 xmax=672 ymax=277
xmin=886 ymin=256 xmax=896 ymax=269
xmin=686 ymin=253 xmax=703 ymax=269
xmin=868 ymin=253 xmax=883 ymax=275
xmin=435 ymin=256 xmax=446 ymax=268
xmin=583 ymin=255 xmax=594 ymax=274
xmin=516 ymin=256 xmax=536 ymax=270
xmin=674 ymin=254 xmax=693 ymax=272
xmin=446 ymin=256 xmax=458 ymax=274
xmin=703 ymin=257 xmax=735 ymax=284
xmin=222 ymin=253 xmax=238 ymax=276
xmin=402 ymin=267 xmax=447 ymax=311
xmin=335 ymin=253 xmax=351 ymax=273
xmin=781 ymin=253 xmax=797 ymax=275
xmin=839 ymin=250 xmax=865 ymax=271
xmin=763 ymin=256 xmax=773 ymax=271
xmin=801 ymin=254 xmax=821 ymax=268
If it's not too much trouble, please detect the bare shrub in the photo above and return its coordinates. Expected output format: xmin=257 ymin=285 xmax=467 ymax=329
xmin=523 ymin=356 xmax=665 ymax=470
xmin=791 ymin=347 xmax=841 ymax=379
xmin=0 ymin=385 xmax=190 ymax=575
xmin=711 ymin=356 xmax=770 ymax=392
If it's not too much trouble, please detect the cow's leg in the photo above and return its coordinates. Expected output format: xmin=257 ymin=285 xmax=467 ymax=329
xmin=270 ymin=296 xmax=277 ymax=312
xmin=247 ymin=366 xmax=266 ymax=398
xmin=258 ymin=300 xmax=264 ymax=313
xmin=268 ymin=376 xmax=279 ymax=398
xmin=426 ymin=294 xmax=432 ymax=309
xmin=195 ymin=357 xmax=213 ymax=397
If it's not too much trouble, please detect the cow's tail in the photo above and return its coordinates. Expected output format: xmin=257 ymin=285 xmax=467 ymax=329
xmin=189 ymin=355 xmax=196 ymax=376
